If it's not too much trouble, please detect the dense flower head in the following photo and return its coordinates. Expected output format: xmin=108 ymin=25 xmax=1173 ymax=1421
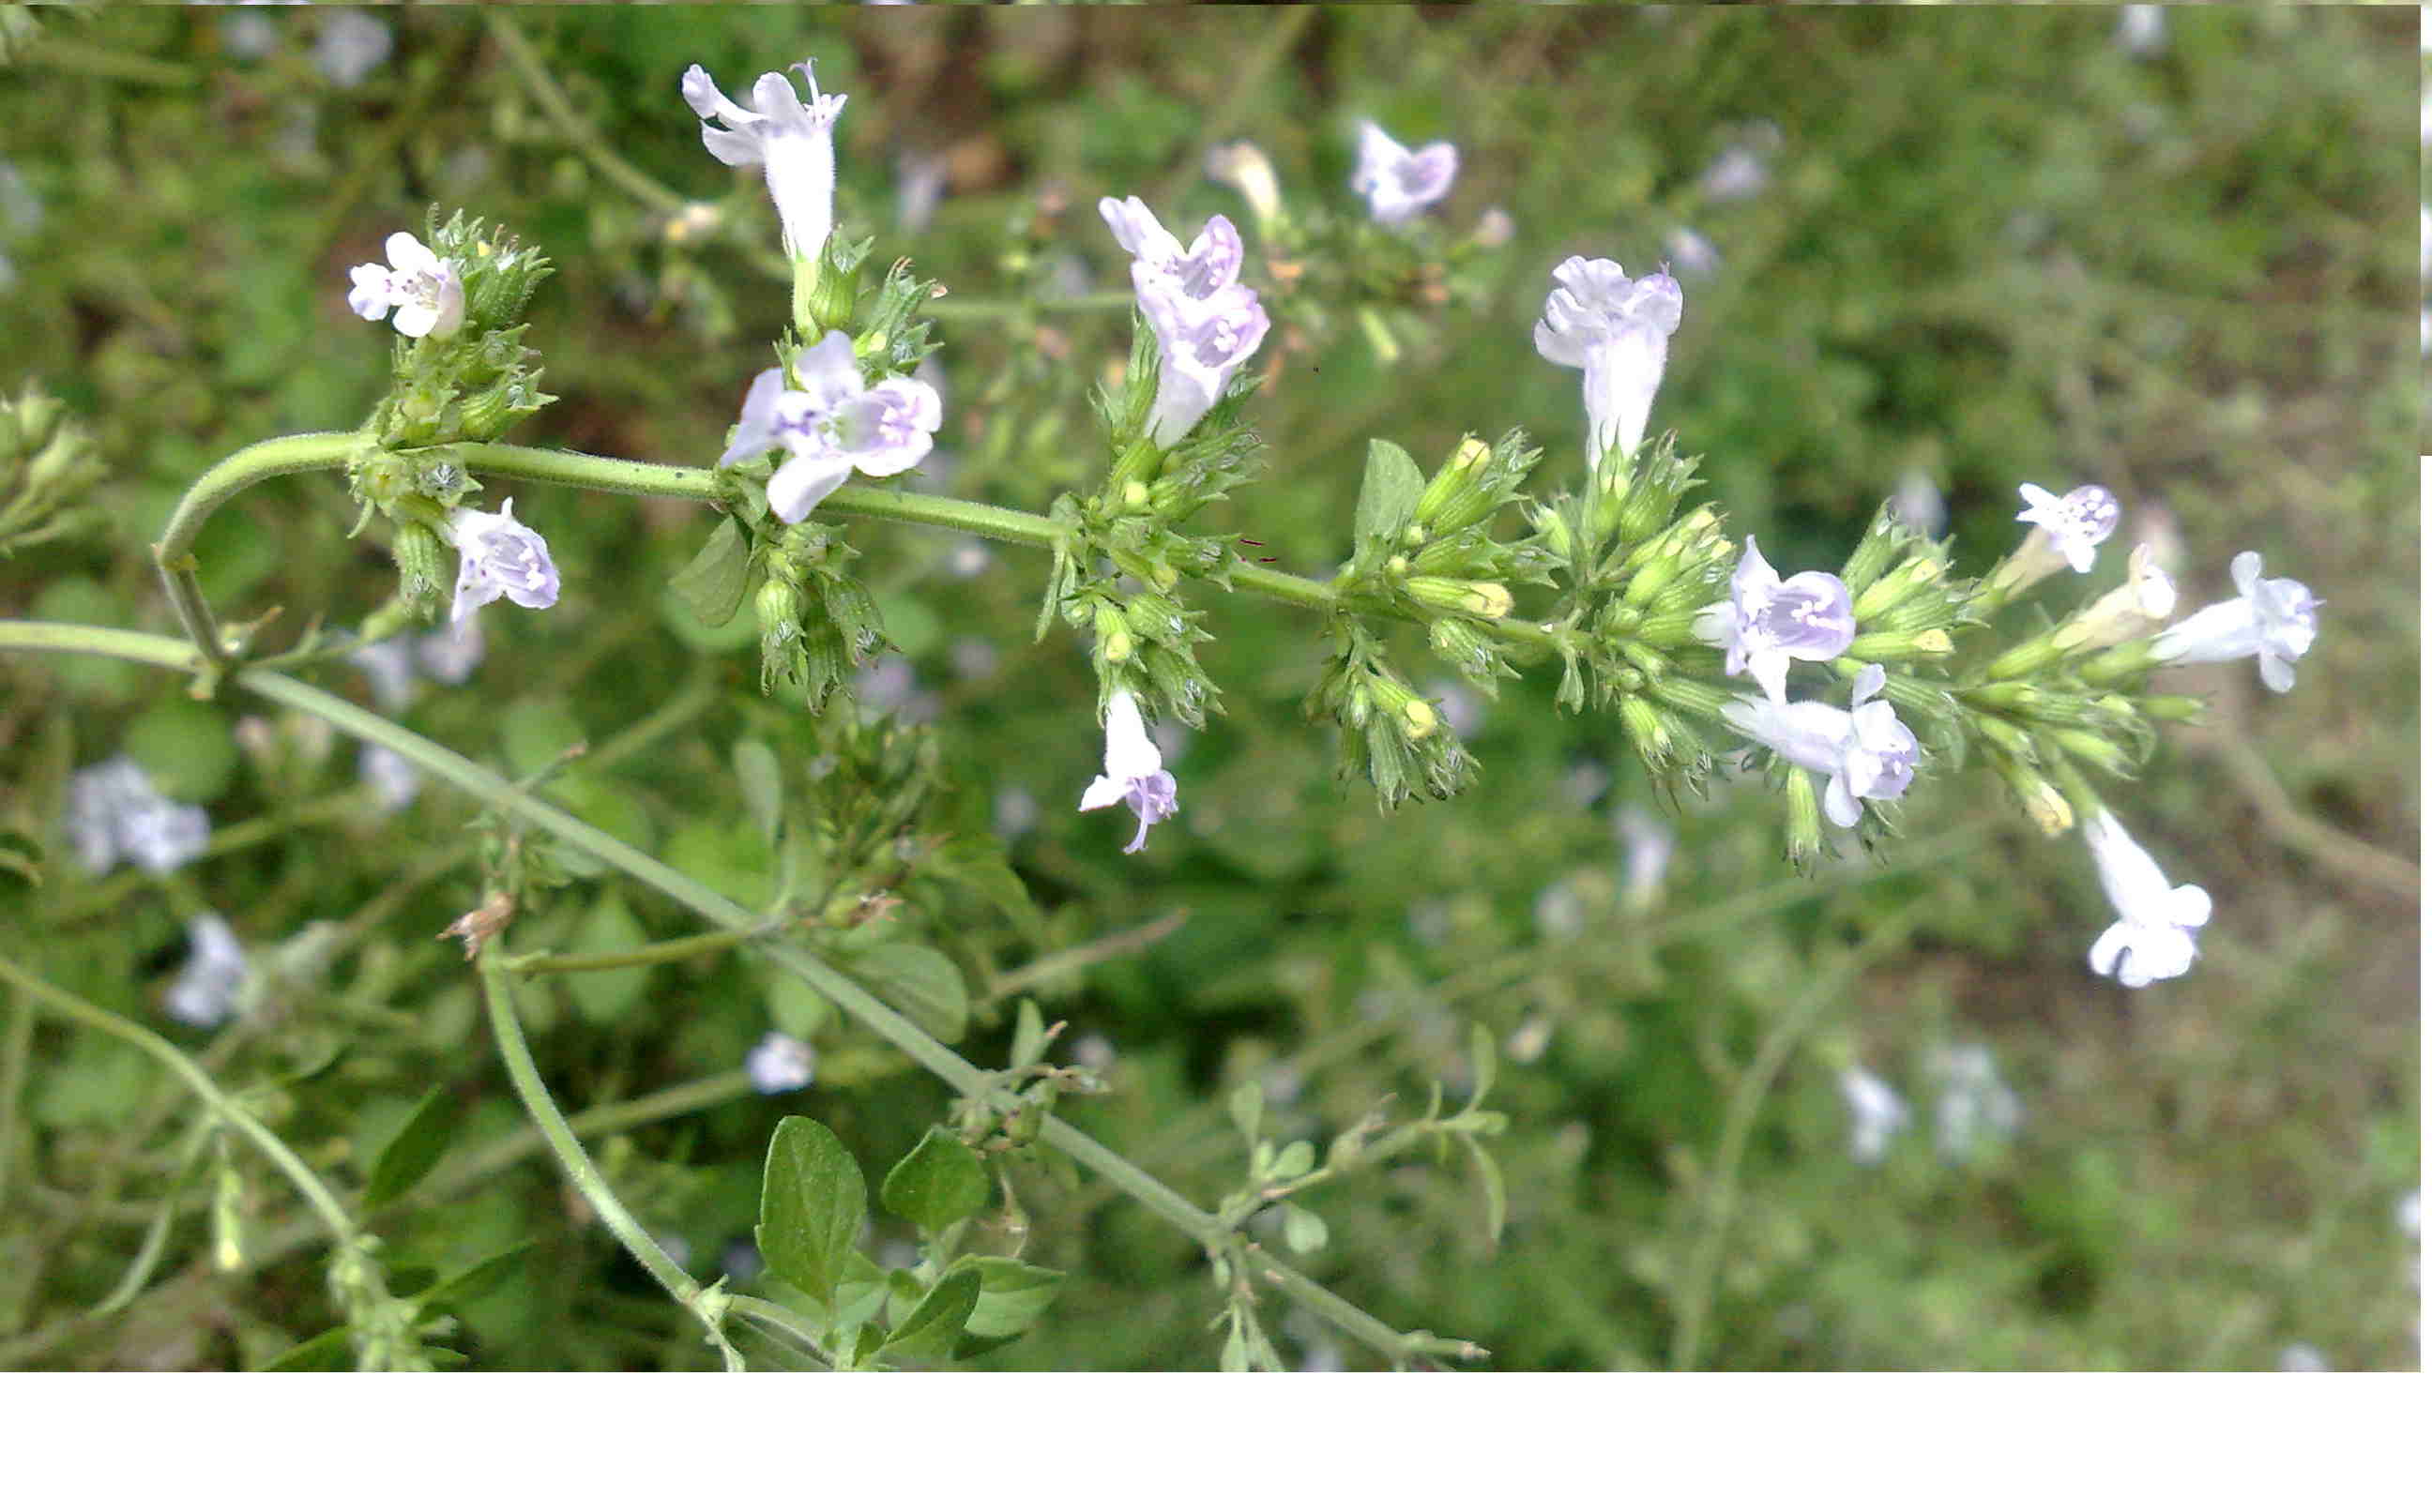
xmin=166 ymin=913 xmax=248 ymax=1030
xmin=1078 ymin=688 xmax=1178 ymax=854
xmin=682 ymin=61 xmax=845 ymax=260
xmin=445 ymin=497 xmax=559 ymax=625
xmin=1695 ymin=537 xmax=1856 ymax=706
xmin=66 ymin=755 xmax=209 ymax=877
xmin=2015 ymin=482 xmax=2120 ymax=575
xmin=1349 ymin=121 xmax=1458 ymax=225
xmin=346 ymin=232 xmax=464 ymax=340
xmin=720 ymin=330 xmax=943 ymax=522
xmin=1533 ymin=257 xmax=1683 ymax=470
xmin=1722 ymin=663 xmax=1919 ymax=827
xmin=746 ymin=1031 xmax=818 ymax=1095
xmin=2149 ymin=550 xmax=2320 ymax=693
xmin=2084 ymin=809 xmax=2212 ymax=989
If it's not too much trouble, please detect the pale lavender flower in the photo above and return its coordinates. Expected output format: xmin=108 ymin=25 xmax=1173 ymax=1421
xmin=993 ymin=785 xmax=1040 ymax=841
xmin=746 ymin=1031 xmax=817 ymax=1094
xmin=359 ymin=744 xmax=420 ymax=813
xmin=66 ymin=756 xmax=209 ymax=876
xmin=1839 ymin=1066 xmax=1909 ymax=1167
xmin=1100 ymin=196 xmax=1244 ymax=300
xmin=1722 ymin=663 xmax=1919 ymax=827
xmin=445 ymin=497 xmax=558 ymax=625
xmin=166 ymin=913 xmax=248 ymax=1029
xmin=1695 ymin=537 xmax=1857 ymax=706
xmin=417 ymin=616 xmax=486 ymax=685
xmin=681 ymin=61 xmax=845 ymax=261
xmin=2084 ymin=809 xmax=2211 ymax=989
xmin=2149 ymin=551 xmax=2320 ymax=694
xmin=1078 ymin=688 xmax=1178 ymax=854
xmin=312 ymin=9 xmax=391 ymax=88
xmin=1533 ymin=257 xmax=1683 ymax=472
xmin=719 ymin=330 xmax=943 ymax=522
xmin=349 ymin=638 xmax=420 ymax=713
xmin=1349 ymin=121 xmax=1458 ymax=225
xmin=1932 ymin=1044 xmax=2022 ymax=1162
xmin=347 ymin=233 xmax=464 ymax=340
xmin=2015 ymin=482 xmax=2120 ymax=576
xmin=1133 ymin=272 xmax=1269 ymax=448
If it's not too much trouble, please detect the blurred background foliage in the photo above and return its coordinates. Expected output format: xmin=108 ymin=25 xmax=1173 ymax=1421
xmin=0 ymin=3 xmax=2416 ymax=1370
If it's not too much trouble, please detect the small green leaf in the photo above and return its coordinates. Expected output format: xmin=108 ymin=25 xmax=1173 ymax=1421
xmin=1464 ymin=1134 xmax=1507 ymax=1245
xmin=1228 ymin=1081 xmax=1263 ymax=1147
xmin=1011 ymin=1000 xmax=1048 ymax=1069
xmin=1269 ymin=1140 xmax=1315 ymax=1181
xmin=955 ymin=1257 xmax=1065 ymax=1338
xmin=733 ymin=739 xmax=784 ymax=845
xmin=413 ymin=1243 xmax=536 ymax=1311
xmin=125 ymin=699 xmax=237 ymax=803
xmin=563 ymin=892 xmax=652 ymax=1026
xmin=669 ymin=518 xmax=752 ymax=627
xmin=1467 ymin=1021 xmax=1498 ymax=1110
xmin=763 ymin=970 xmax=835 ymax=1040
xmin=841 ymin=942 xmax=968 ymax=1043
xmin=260 ymin=1325 xmax=352 ymax=1372
xmin=364 ymin=1087 xmax=457 ymax=1208
xmin=500 ymin=697 xmax=586 ymax=782
xmin=754 ymin=1116 xmax=866 ymax=1308
xmin=1281 ymin=1203 xmax=1330 ymax=1255
xmin=882 ymin=1267 xmax=981 ymax=1361
xmin=880 ymin=1126 xmax=990 ymax=1234
xmin=1353 ymin=437 xmax=1427 ymax=548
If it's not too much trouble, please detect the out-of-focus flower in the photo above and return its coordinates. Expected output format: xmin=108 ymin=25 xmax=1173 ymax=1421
xmin=1839 ymin=1066 xmax=1909 ymax=1166
xmin=1931 ymin=1044 xmax=2022 ymax=1161
xmin=347 ymin=233 xmax=464 ymax=340
xmin=2116 ymin=5 xmax=2167 ymax=57
xmin=1206 ymin=142 xmax=1284 ymax=234
xmin=1101 ymin=196 xmax=1244 ymax=300
xmin=746 ymin=1031 xmax=817 ymax=1094
xmin=1534 ymin=257 xmax=1683 ymax=473
xmin=2017 ymin=481 xmax=2120 ymax=574
xmin=1695 ymin=537 xmax=1857 ymax=706
xmin=312 ymin=8 xmax=391 ymax=88
xmin=720 ymin=330 xmax=943 ymax=522
xmin=1697 ymin=141 xmax=1771 ymax=204
xmin=2084 ymin=809 xmax=2211 ymax=989
xmin=1664 ymin=226 xmax=1721 ymax=281
xmin=166 ymin=913 xmax=248 ymax=1029
xmin=1350 ymin=121 xmax=1458 ymax=225
xmin=1615 ymin=804 xmax=1675 ymax=910
xmin=2276 ymin=1343 xmax=2330 ymax=1372
xmin=66 ymin=756 xmax=209 ymax=876
xmin=2149 ymin=551 xmax=2320 ymax=694
xmin=446 ymin=497 xmax=559 ymax=625
xmin=1078 ymin=688 xmax=1177 ymax=855
xmin=417 ymin=616 xmax=486 ymax=685
xmin=682 ymin=61 xmax=845 ymax=261
xmin=2053 ymin=542 xmax=2177 ymax=655
xmin=359 ymin=744 xmax=420 ymax=813
xmin=894 ymin=149 xmax=948 ymax=234
xmin=349 ymin=638 xmax=420 ymax=713
xmin=1891 ymin=468 xmax=1946 ymax=538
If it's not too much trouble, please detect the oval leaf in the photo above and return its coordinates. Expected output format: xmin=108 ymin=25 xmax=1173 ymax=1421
xmin=881 ymin=1266 xmax=980 ymax=1361
xmin=754 ymin=1116 xmax=866 ymax=1308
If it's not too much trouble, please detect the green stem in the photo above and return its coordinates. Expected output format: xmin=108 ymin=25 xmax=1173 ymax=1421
xmin=0 ymin=619 xmax=1453 ymax=1368
xmin=0 ymin=984 xmax=33 ymax=1209
xmin=478 ymin=946 xmax=740 ymax=1368
xmin=927 ymin=291 xmax=1137 ymax=322
xmin=507 ymin=927 xmax=756 ymax=977
xmin=0 ymin=955 xmax=357 ymax=1246
xmin=151 ymin=431 xmax=360 ymax=667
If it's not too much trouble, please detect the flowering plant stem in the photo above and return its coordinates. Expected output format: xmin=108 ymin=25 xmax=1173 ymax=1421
xmin=0 ymin=618 xmax=1465 ymax=1368
xmin=0 ymin=953 xmax=357 ymax=1247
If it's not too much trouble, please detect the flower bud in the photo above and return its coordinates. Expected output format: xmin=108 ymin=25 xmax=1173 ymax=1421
xmin=390 ymin=519 xmax=449 ymax=617
xmin=1399 ymin=698 xmax=1438 ymax=740
xmin=1414 ymin=435 xmax=1495 ymax=531
xmin=1406 ymin=576 xmax=1512 ymax=619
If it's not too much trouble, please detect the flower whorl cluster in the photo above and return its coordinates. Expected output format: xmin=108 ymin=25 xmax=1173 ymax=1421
xmin=721 ymin=330 xmax=943 ymax=522
xmin=1101 ymin=196 xmax=1269 ymax=448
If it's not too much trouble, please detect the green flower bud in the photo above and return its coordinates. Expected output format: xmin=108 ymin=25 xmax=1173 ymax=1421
xmin=1406 ymin=576 xmax=1512 ymax=619
xmin=1783 ymin=768 xmax=1825 ymax=872
xmin=391 ymin=520 xmax=449 ymax=619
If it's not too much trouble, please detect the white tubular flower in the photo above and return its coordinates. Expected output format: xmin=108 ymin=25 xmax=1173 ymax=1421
xmin=682 ymin=61 xmax=845 ymax=261
xmin=1695 ymin=537 xmax=1857 ymax=706
xmin=1838 ymin=1066 xmax=1909 ymax=1167
xmin=417 ymin=617 xmax=486 ymax=685
xmin=746 ymin=1032 xmax=818 ymax=1095
xmin=1532 ymin=256 xmax=1683 ymax=472
xmin=1723 ymin=663 xmax=1919 ymax=828
xmin=346 ymin=232 xmax=464 ymax=340
xmin=720 ymin=330 xmax=943 ymax=523
xmin=1134 ymin=272 xmax=1269 ymax=448
xmin=1100 ymin=196 xmax=1244 ymax=300
xmin=1350 ymin=121 xmax=1458 ymax=225
xmin=2015 ymin=481 xmax=2120 ymax=575
xmin=444 ymin=497 xmax=559 ymax=625
xmin=2149 ymin=550 xmax=2321 ymax=693
xmin=2084 ymin=809 xmax=2212 ymax=989
xmin=166 ymin=913 xmax=248 ymax=1030
xmin=1078 ymin=688 xmax=1178 ymax=855
xmin=2054 ymin=542 xmax=2178 ymax=654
